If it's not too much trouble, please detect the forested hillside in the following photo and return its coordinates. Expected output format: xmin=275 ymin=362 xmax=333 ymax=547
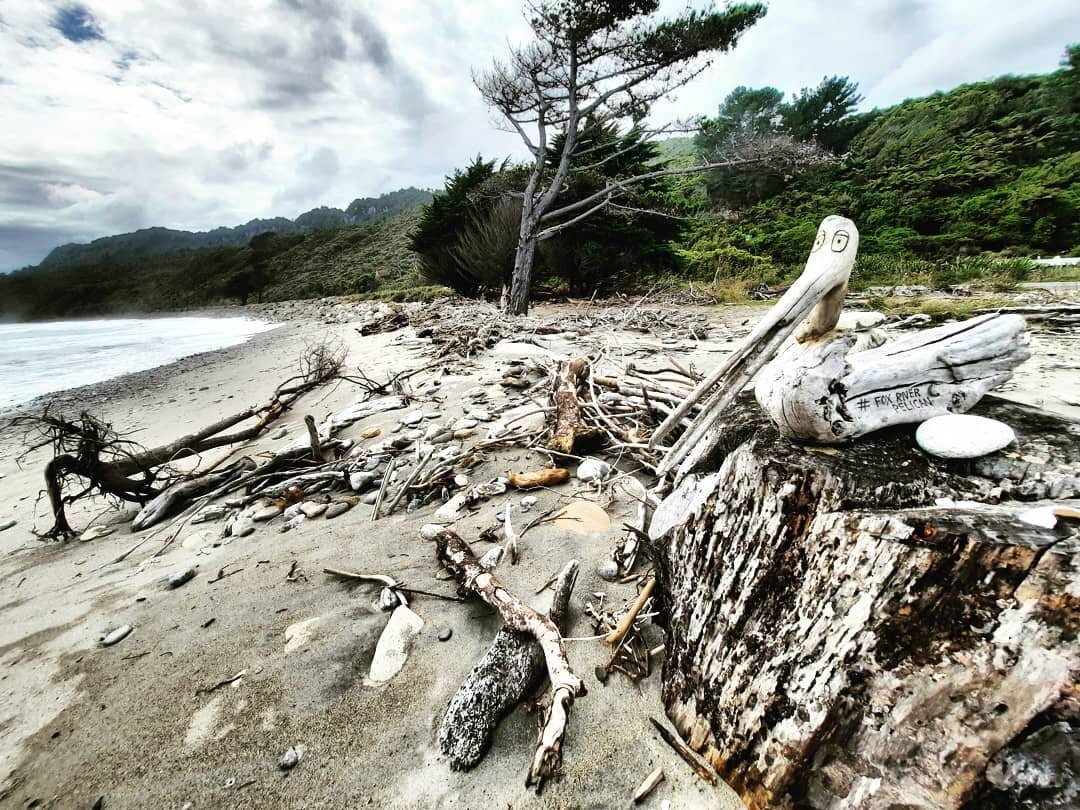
xmin=679 ymin=47 xmax=1079 ymax=281
xmin=32 ymin=187 xmax=432 ymax=270
xmin=2 ymin=50 xmax=1077 ymax=321
xmin=0 ymin=208 xmax=426 ymax=320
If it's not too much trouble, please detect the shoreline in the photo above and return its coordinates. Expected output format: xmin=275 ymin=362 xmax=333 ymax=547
xmin=0 ymin=318 xmax=289 ymax=421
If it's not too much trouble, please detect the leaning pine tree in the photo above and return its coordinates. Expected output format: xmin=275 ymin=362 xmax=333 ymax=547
xmin=476 ymin=0 xmax=808 ymax=314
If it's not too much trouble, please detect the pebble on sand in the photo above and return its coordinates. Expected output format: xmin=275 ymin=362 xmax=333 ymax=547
xmin=251 ymin=504 xmax=281 ymax=522
xmin=368 ymin=605 xmax=425 ymax=684
xmin=101 ymin=624 xmax=133 ymax=647
xmin=230 ymin=516 xmax=255 ymax=538
xmin=168 ymin=567 xmax=197 ymax=588
xmin=915 ymin=414 xmax=1016 ymax=459
xmin=0 ymin=519 xmax=16 ymax=532
xmin=278 ymin=745 xmax=302 ymax=770
xmin=325 ymin=501 xmax=352 ymax=519
xmin=577 ymin=457 xmax=612 ymax=483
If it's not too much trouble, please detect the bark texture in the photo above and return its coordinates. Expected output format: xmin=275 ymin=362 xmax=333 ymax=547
xmin=439 ymin=559 xmax=578 ymax=770
xmin=549 ymin=357 xmax=600 ymax=455
xmin=652 ymin=395 xmax=1080 ymax=810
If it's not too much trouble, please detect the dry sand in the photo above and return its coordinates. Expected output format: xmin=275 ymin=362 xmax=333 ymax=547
xmin=0 ymin=296 xmax=1076 ymax=809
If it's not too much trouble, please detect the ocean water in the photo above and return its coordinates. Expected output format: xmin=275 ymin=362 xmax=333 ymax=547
xmin=0 ymin=316 xmax=276 ymax=409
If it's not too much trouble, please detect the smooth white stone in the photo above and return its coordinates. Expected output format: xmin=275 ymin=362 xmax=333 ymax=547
xmin=576 ymin=457 xmax=611 ymax=483
xmin=915 ymin=414 xmax=1016 ymax=459
xmin=367 ymin=605 xmax=424 ymax=684
xmin=433 ymin=494 xmax=468 ymax=523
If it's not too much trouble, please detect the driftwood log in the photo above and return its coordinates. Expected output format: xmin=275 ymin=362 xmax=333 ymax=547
xmin=650 ymin=395 xmax=1079 ymax=809
xmin=439 ymin=559 xmax=579 ymax=770
xmin=434 ymin=530 xmax=585 ymax=788
xmin=549 ymin=356 xmax=601 ymax=454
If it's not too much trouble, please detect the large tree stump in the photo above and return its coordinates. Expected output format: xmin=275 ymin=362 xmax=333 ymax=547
xmin=651 ymin=395 xmax=1079 ymax=809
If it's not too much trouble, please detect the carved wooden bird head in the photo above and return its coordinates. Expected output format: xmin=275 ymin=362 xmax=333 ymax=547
xmin=651 ymin=215 xmax=861 ymax=477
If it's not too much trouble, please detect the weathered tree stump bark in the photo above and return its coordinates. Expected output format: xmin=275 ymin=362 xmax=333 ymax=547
xmin=651 ymin=395 xmax=1079 ymax=809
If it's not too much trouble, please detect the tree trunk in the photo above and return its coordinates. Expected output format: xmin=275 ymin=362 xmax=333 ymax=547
xmin=651 ymin=395 xmax=1080 ymax=809
xmin=508 ymin=232 xmax=538 ymax=316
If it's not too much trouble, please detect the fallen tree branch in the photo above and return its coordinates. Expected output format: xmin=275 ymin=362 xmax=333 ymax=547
xmin=434 ymin=529 xmax=585 ymax=789
xmin=439 ymin=558 xmax=578 ymax=770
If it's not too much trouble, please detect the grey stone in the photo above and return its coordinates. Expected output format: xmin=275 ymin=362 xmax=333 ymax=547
xmin=438 ymin=628 xmax=453 ymax=642
xmin=251 ymin=505 xmax=281 ymax=522
xmin=231 ymin=516 xmax=255 ymax=538
xmin=300 ymin=501 xmax=327 ymax=519
xmin=0 ymin=519 xmax=16 ymax=532
xmin=597 ymin=560 xmax=620 ymax=581
xmin=168 ymin=567 xmax=196 ymax=588
xmin=325 ymin=501 xmax=352 ymax=519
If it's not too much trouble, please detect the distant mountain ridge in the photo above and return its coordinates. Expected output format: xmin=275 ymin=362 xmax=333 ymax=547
xmin=37 ymin=187 xmax=435 ymax=269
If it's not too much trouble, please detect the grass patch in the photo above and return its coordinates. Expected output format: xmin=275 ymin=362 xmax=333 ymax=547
xmin=856 ymin=295 xmax=1013 ymax=321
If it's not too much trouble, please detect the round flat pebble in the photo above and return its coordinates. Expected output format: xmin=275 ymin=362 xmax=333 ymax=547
xmin=438 ymin=628 xmax=453 ymax=642
xmin=915 ymin=414 xmax=1016 ymax=460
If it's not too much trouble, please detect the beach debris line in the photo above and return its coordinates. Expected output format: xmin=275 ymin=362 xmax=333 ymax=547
xmin=7 ymin=342 xmax=346 ymax=540
xmin=439 ymin=559 xmax=578 ymax=771
xmin=434 ymin=529 xmax=584 ymax=790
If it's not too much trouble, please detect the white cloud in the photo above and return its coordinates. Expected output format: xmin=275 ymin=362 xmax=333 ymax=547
xmin=0 ymin=0 xmax=1074 ymax=269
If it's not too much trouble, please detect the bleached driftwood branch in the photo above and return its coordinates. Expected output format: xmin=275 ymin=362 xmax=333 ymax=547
xmin=434 ymin=529 xmax=585 ymax=788
xmin=439 ymin=559 xmax=579 ymax=770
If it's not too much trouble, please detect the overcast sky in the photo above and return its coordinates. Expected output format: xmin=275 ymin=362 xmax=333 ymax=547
xmin=1 ymin=0 xmax=1076 ymax=270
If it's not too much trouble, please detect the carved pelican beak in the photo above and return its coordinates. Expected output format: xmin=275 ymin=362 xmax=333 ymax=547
xmin=652 ymin=216 xmax=859 ymax=480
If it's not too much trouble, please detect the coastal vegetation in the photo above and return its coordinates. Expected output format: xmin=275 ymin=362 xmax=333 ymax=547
xmin=0 ymin=47 xmax=1077 ymax=320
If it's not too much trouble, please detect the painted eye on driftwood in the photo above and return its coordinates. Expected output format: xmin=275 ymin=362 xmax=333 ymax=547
xmin=831 ymin=230 xmax=850 ymax=252
xmin=811 ymin=229 xmax=826 ymax=252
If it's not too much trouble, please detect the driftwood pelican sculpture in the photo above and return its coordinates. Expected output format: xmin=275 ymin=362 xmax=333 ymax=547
xmin=652 ymin=215 xmax=1030 ymax=482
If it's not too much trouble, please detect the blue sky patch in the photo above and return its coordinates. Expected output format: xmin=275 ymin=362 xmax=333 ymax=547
xmin=51 ymin=4 xmax=106 ymax=43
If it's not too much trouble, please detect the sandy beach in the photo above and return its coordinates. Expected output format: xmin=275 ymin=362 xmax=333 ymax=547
xmin=0 ymin=294 xmax=1077 ymax=809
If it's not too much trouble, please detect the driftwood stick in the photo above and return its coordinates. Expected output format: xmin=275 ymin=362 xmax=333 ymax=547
xmin=370 ymin=457 xmax=395 ymax=521
xmin=438 ymin=559 xmax=578 ymax=771
xmin=434 ymin=530 xmax=585 ymax=787
xmin=605 ymin=577 xmax=655 ymax=646
xmin=380 ymin=447 xmax=434 ymax=518
xmin=650 ymin=717 xmax=718 ymax=786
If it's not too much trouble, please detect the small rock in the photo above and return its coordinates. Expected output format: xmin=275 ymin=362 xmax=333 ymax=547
xmin=168 ymin=567 xmax=196 ymax=588
xmin=230 ymin=516 xmax=255 ymax=538
xmin=452 ymin=428 xmax=475 ymax=439
xmin=596 ymin=560 xmax=620 ymax=581
xmin=479 ymin=546 xmax=503 ymax=571
xmin=271 ymin=427 xmax=289 ymax=440
xmin=915 ymin=414 xmax=1016 ymax=460
xmin=400 ymin=410 xmax=424 ymax=426
xmin=423 ymin=410 xmax=441 ymax=420
xmin=80 ymin=525 xmax=115 ymax=542
xmin=278 ymin=745 xmax=302 ymax=770
xmin=0 ymin=519 xmax=16 ymax=532
xmin=438 ymin=628 xmax=452 ymax=642
xmin=349 ymin=471 xmax=376 ymax=492
xmin=101 ymin=624 xmax=133 ymax=647
xmin=419 ymin=524 xmax=442 ymax=540
xmin=436 ymin=445 xmax=462 ymax=463
xmin=431 ymin=431 xmax=455 ymax=444
xmin=368 ymin=605 xmax=425 ymax=683
xmin=251 ymin=505 xmax=281 ymax=522
xmin=467 ymin=408 xmax=492 ymax=422
xmin=405 ymin=429 xmax=424 ymax=442
xmin=424 ymin=423 xmax=443 ymax=440
xmin=453 ymin=474 xmax=470 ymax=488
xmin=576 ymin=457 xmax=612 ymax=483
xmin=451 ymin=418 xmax=478 ymax=431
xmin=361 ymin=491 xmax=379 ymax=505
xmin=283 ymin=503 xmax=304 ymax=520
xmin=379 ymin=587 xmax=401 ymax=610
xmin=520 ymin=495 xmax=538 ymax=511
xmin=325 ymin=501 xmax=352 ymax=519
xmin=434 ymin=494 xmax=468 ymax=522
xmin=300 ymin=501 xmax=328 ymax=519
